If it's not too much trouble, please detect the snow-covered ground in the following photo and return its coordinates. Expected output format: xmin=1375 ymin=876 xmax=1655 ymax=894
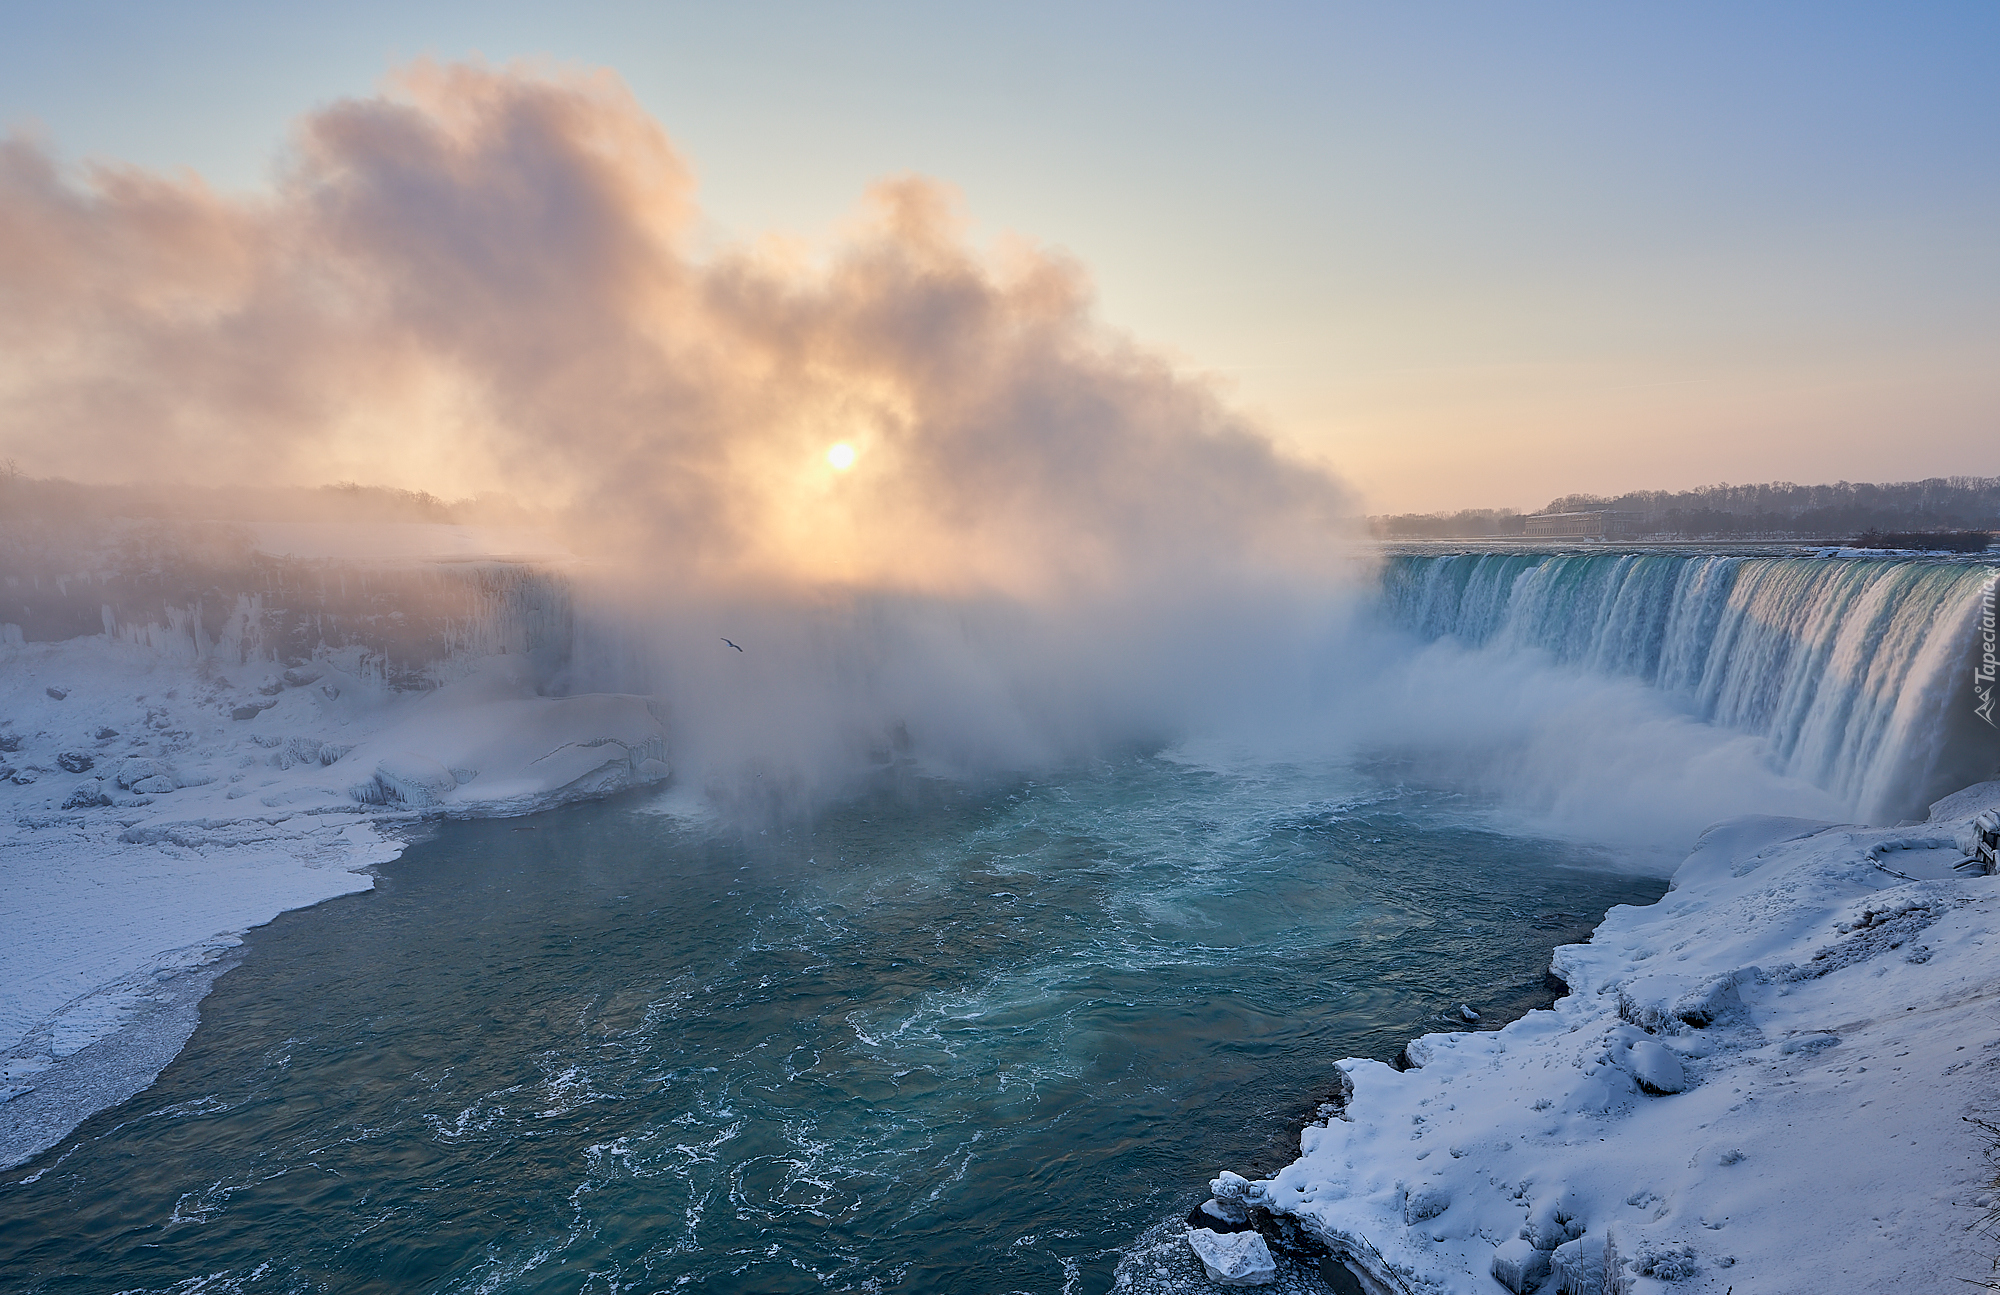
xmin=1191 ymin=784 xmax=2000 ymax=1294
xmin=0 ymin=632 xmax=667 ymax=1168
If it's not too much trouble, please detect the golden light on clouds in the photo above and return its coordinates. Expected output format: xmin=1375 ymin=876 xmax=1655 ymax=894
xmin=0 ymin=59 xmax=1358 ymax=600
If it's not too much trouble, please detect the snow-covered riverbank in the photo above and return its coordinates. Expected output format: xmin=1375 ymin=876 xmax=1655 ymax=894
xmin=0 ymin=633 xmax=667 ymax=1168
xmin=1190 ymin=783 xmax=2000 ymax=1295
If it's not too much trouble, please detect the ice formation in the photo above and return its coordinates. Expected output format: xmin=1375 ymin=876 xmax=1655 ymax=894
xmin=1186 ymin=1226 xmax=1280 ymax=1286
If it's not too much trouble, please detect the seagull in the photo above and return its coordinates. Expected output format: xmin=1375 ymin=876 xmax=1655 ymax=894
xmin=721 ymin=637 xmax=743 ymax=652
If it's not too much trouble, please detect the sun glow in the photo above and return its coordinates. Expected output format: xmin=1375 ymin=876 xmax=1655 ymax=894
xmin=825 ymin=442 xmax=858 ymax=471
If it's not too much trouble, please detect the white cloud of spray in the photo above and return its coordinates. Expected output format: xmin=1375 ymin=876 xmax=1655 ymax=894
xmin=0 ymin=61 xmax=1877 ymax=853
xmin=0 ymin=60 xmax=1351 ymax=598
xmin=0 ymin=60 xmax=1370 ymax=808
xmin=1318 ymin=632 xmax=1851 ymax=863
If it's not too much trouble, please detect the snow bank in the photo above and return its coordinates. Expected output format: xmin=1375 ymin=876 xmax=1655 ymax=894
xmin=1204 ymin=791 xmax=2000 ymax=1294
xmin=0 ymin=633 xmax=668 ymax=1168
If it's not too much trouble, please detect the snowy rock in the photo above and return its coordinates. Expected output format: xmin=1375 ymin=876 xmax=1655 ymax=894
xmin=1621 ymin=1039 xmax=1686 ymax=1094
xmin=44 ymin=686 xmax=67 ymax=701
xmin=1185 ymin=1227 xmax=1276 ymax=1286
xmin=1210 ymin=1170 xmax=1271 ymax=1213
xmin=1779 ymin=1031 xmax=1839 ymax=1055
xmin=1549 ymin=1231 xmax=1610 ymax=1295
xmin=1563 ymin=1066 xmax=1633 ymax=1113
xmin=1198 ymin=1196 xmax=1250 ymax=1225
xmin=1458 ymin=1003 xmax=1480 ymax=1022
xmin=1928 ymin=780 xmax=2000 ymax=824
xmin=1669 ymin=967 xmax=1756 ymax=1028
xmin=1525 ymin=1189 xmax=1587 ymax=1250
xmin=366 ymin=753 xmax=459 ymax=806
xmin=1491 ymin=1237 xmax=1552 ymax=1294
xmin=1403 ymin=1184 xmax=1452 ymax=1224
xmin=115 ymin=758 xmax=174 ymax=790
xmin=55 ymin=752 xmax=94 ymax=773
xmin=60 ymin=784 xmax=110 ymax=810
xmin=1633 ymin=1240 xmax=1699 ymax=1281
xmin=128 ymin=775 xmax=178 ymax=795
xmin=270 ymin=736 xmax=346 ymax=770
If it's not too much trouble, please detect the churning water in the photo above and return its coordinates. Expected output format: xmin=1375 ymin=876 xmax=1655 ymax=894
xmin=0 ymin=752 xmax=1659 ymax=1294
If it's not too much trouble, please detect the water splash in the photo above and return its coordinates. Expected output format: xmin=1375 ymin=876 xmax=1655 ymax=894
xmin=1383 ymin=552 xmax=2000 ymax=821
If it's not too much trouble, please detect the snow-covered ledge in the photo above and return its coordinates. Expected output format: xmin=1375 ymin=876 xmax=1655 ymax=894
xmin=1206 ymin=782 xmax=2000 ymax=1294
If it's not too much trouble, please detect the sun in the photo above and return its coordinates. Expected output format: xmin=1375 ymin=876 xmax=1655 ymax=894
xmin=825 ymin=442 xmax=858 ymax=471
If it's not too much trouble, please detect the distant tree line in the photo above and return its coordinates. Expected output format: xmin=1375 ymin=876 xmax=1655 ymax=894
xmin=1368 ymin=508 xmax=1530 ymax=539
xmin=0 ymin=474 xmax=521 ymax=526
xmin=1372 ymin=476 xmax=2000 ymax=541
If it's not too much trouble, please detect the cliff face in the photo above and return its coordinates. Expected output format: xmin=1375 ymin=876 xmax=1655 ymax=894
xmin=1 ymin=518 xmax=574 ymax=689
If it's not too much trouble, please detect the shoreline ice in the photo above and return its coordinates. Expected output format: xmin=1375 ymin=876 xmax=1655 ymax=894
xmin=1191 ymin=784 xmax=2000 ymax=1294
xmin=0 ymin=634 xmax=668 ymax=1168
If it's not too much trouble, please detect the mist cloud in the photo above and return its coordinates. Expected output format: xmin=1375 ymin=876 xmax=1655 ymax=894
xmin=2 ymin=61 xmax=1887 ymax=857
xmin=0 ymin=60 xmax=1356 ymax=601
xmin=9 ymin=62 xmax=1837 ymax=851
xmin=0 ymin=61 xmax=1389 ymax=813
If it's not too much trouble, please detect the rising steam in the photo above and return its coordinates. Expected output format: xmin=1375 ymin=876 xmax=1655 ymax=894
xmin=0 ymin=60 xmax=1355 ymax=599
xmin=0 ymin=60 xmax=1372 ymax=810
xmin=0 ymin=62 xmax=1877 ymax=849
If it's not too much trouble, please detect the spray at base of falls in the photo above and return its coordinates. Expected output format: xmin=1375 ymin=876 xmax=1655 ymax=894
xmin=1383 ymin=552 xmax=2000 ymax=822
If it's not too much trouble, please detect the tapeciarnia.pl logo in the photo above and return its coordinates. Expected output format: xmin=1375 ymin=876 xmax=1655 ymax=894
xmin=1977 ymin=574 xmax=1998 ymax=729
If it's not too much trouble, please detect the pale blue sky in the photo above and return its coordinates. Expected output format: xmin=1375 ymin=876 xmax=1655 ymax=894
xmin=2 ymin=2 xmax=1994 ymax=510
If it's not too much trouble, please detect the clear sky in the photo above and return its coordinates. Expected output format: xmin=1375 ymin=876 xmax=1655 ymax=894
xmin=2 ymin=1 xmax=1994 ymax=513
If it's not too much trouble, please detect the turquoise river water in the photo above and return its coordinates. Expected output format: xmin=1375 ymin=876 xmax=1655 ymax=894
xmin=0 ymin=752 xmax=1661 ymax=1294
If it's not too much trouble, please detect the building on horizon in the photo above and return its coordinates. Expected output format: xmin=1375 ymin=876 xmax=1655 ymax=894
xmin=1522 ymin=510 xmax=1644 ymax=539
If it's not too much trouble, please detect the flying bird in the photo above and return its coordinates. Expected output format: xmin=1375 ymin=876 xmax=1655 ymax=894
xmin=721 ymin=638 xmax=743 ymax=652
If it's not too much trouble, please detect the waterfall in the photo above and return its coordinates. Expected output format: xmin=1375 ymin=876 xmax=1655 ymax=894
xmin=1382 ymin=551 xmax=2000 ymax=822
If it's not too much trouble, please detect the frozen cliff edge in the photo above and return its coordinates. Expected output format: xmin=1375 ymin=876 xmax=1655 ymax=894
xmin=1203 ymin=784 xmax=2000 ymax=1294
xmin=0 ymin=637 xmax=669 ymax=1169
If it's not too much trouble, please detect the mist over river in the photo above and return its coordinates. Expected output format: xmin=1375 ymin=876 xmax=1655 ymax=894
xmin=0 ymin=752 xmax=1659 ymax=1294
